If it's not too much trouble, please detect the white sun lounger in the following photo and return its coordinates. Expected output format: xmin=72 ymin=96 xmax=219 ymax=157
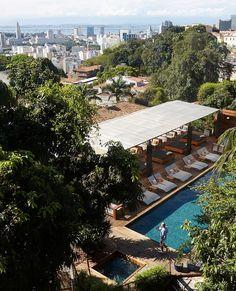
xmin=183 ymin=154 xmax=208 ymax=171
xmin=197 ymin=147 xmax=220 ymax=162
xmin=153 ymin=172 xmax=177 ymax=192
xmin=165 ymin=163 xmax=192 ymax=182
xmin=142 ymin=190 xmax=161 ymax=205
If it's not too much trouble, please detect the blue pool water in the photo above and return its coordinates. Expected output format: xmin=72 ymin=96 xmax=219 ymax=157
xmin=129 ymin=171 xmax=212 ymax=251
xmin=95 ymin=255 xmax=139 ymax=284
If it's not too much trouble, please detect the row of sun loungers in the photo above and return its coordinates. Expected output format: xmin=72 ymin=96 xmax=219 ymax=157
xmin=109 ymin=146 xmax=222 ymax=218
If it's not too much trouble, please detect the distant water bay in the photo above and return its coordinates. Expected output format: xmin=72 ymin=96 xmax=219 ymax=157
xmin=0 ymin=24 xmax=159 ymax=35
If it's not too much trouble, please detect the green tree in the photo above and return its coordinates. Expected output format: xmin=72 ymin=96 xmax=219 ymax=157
xmin=141 ymin=27 xmax=184 ymax=74
xmin=154 ymin=25 xmax=231 ymax=102
xmin=106 ymin=76 xmax=131 ymax=103
xmin=0 ymin=82 xmax=143 ymax=289
xmin=197 ymin=81 xmax=236 ymax=109
xmin=0 ymin=55 xmax=11 ymax=71
xmin=214 ymin=127 xmax=236 ymax=171
xmin=0 ymin=149 xmax=79 ymax=290
xmin=141 ymin=85 xmax=167 ymax=106
xmin=0 ymin=80 xmax=15 ymax=107
xmin=7 ymin=55 xmax=61 ymax=96
xmin=97 ymin=65 xmax=137 ymax=83
xmin=183 ymin=160 xmax=236 ymax=291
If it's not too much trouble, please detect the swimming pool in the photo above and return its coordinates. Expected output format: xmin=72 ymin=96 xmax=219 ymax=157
xmin=128 ymin=171 xmax=212 ymax=251
xmin=93 ymin=251 xmax=141 ymax=284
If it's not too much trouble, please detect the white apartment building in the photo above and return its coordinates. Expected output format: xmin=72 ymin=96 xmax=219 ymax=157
xmin=97 ymin=34 xmax=120 ymax=53
xmin=223 ymin=32 xmax=236 ymax=48
xmin=12 ymin=45 xmax=34 ymax=55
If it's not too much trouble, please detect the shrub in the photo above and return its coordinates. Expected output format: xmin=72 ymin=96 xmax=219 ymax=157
xmin=135 ymin=266 xmax=170 ymax=291
xmin=74 ymin=271 xmax=124 ymax=291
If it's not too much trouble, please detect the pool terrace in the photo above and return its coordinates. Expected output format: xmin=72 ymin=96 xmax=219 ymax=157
xmin=75 ymin=136 xmax=217 ymax=285
xmin=76 ymin=101 xmax=221 ymax=285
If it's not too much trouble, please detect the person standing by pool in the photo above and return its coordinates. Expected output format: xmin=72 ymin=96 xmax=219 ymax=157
xmin=158 ymin=222 xmax=168 ymax=252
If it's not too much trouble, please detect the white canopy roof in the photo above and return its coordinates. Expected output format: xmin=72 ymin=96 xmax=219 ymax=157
xmin=90 ymin=101 xmax=218 ymax=153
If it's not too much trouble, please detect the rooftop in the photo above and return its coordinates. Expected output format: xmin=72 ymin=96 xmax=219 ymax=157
xmin=74 ymin=65 xmax=101 ymax=73
xmin=95 ymin=102 xmax=145 ymax=123
xmin=91 ymin=101 xmax=219 ymax=153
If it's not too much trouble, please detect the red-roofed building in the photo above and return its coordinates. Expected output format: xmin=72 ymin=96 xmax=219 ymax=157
xmin=73 ymin=65 xmax=102 ymax=79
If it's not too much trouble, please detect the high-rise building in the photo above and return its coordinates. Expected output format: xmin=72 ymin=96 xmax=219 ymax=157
xmin=99 ymin=26 xmax=105 ymax=36
xmin=146 ymin=25 xmax=153 ymax=38
xmin=159 ymin=20 xmax=173 ymax=33
xmin=46 ymin=29 xmax=54 ymax=42
xmin=119 ymin=29 xmax=137 ymax=41
xmin=0 ymin=32 xmax=6 ymax=47
xmin=73 ymin=27 xmax=81 ymax=39
xmin=218 ymin=19 xmax=232 ymax=31
xmin=231 ymin=15 xmax=236 ymax=30
xmin=87 ymin=26 xmax=94 ymax=37
xmin=16 ymin=21 xmax=21 ymax=39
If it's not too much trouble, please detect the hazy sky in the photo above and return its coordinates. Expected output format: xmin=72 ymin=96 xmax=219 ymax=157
xmin=0 ymin=0 xmax=235 ymax=25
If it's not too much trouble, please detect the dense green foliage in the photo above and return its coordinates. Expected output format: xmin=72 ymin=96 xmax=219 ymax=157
xmin=85 ymin=39 xmax=145 ymax=72
xmin=97 ymin=66 xmax=137 ymax=84
xmin=215 ymin=127 xmax=236 ymax=171
xmin=184 ymin=160 xmax=236 ymax=291
xmin=74 ymin=271 xmax=124 ymax=291
xmin=139 ymin=86 xmax=168 ymax=106
xmin=0 ymin=149 xmax=78 ymax=290
xmin=0 ymin=55 xmax=11 ymax=71
xmin=0 ymin=80 xmax=15 ymax=107
xmin=135 ymin=266 xmax=170 ymax=291
xmin=141 ymin=26 xmax=184 ymax=75
xmin=153 ymin=25 xmax=230 ymax=102
xmin=7 ymin=55 xmax=62 ymax=96
xmin=197 ymin=81 xmax=236 ymax=109
xmin=0 ymin=59 xmax=142 ymax=289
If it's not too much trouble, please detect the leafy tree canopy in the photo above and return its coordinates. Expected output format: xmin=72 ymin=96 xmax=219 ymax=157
xmin=0 ymin=55 xmax=11 ymax=71
xmin=153 ymin=25 xmax=231 ymax=102
xmin=0 ymin=80 xmax=15 ymax=107
xmin=7 ymin=55 xmax=63 ymax=96
xmin=85 ymin=39 xmax=145 ymax=71
xmin=0 ymin=148 xmax=79 ymax=290
xmin=97 ymin=65 xmax=138 ymax=83
xmin=183 ymin=160 xmax=236 ymax=291
xmin=197 ymin=80 xmax=236 ymax=109
xmin=0 ymin=80 xmax=142 ymax=289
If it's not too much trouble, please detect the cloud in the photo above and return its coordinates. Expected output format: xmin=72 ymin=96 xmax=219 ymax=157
xmin=147 ymin=7 xmax=226 ymax=17
xmin=0 ymin=0 xmax=235 ymax=21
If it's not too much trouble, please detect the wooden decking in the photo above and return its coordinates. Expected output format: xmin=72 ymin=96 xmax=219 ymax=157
xmin=75 ymin=135 xmax=217 ymax=284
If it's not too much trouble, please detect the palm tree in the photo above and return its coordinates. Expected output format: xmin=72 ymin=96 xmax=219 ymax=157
xmin=106 ymin=76 xmax=131 ymax=103
xmin=214 ymin=127 xmax=236 ymax=171
xmin=77 ymin=84 xmax=102 ymax=102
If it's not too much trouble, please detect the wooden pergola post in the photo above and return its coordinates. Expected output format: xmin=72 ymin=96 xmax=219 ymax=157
xmin=186 ymin=123 xmax=192 ymax=155
xmin=146 ymin=140 xmax=153 ymax=177
xmin=214 ymin=110 xmax=223 ymax=138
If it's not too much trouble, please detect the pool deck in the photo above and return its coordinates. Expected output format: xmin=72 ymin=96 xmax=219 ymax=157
xmin=75 ymin=136 xmax=217 ymax=284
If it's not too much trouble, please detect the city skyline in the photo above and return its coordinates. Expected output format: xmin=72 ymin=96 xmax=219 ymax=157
xmin=0 ymin=0 xmax=236 ymax=26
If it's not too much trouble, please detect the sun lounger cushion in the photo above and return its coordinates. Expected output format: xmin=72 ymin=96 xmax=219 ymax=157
xmin=183 ymin=155 xmax=208 ymax=171
xmin=165 ymin=163 xmax=192 ymax=182
xmin=142 ymin=190 xmax=161 ymax=205
xmin=154 ymin=173 xmax=177 ymax=192
xmin=197 ymin=147 xmax=220 ymax=162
